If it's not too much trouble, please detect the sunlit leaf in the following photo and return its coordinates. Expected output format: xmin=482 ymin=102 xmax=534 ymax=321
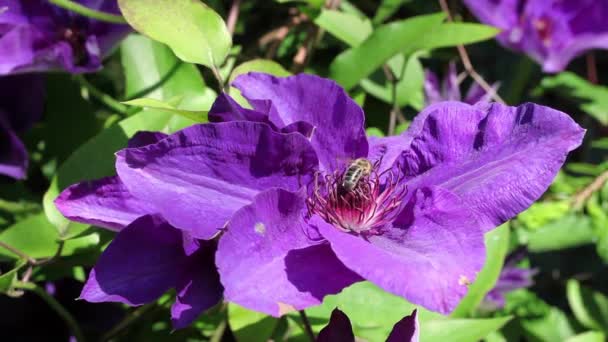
xmin=567 ymin=279 xmax=608 ymax=332
xmin=118 ymin=0 xmax=231 ymax=68
xmin=228 ymin=303 xmax=278 ymax=342
xmin=122 ymin=98 xmax=208 ymax=122
xmin=451 ymin=224 xmax=511 ymax=317
xmin=537 ymin=72 xmax=608 ymax=125
xmin=330 ymin=13 xmax=499 ymax=89
xmin=315 ymin=9 xmax=372 ymax=47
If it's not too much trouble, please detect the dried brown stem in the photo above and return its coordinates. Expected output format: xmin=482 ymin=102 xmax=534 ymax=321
xmin=572 ymin=170 xmax=608 ymax=210
xmin=586 ymin=52 xmax=598 ymax=84
xmin=226 ymin=0 xmax=241 ymax=37
xmin=438 ymin=0 xmax=505 ymax=104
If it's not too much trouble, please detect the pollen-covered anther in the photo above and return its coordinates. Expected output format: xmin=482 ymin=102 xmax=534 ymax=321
xmin=306 ymin=161 xmax=407 ymax=235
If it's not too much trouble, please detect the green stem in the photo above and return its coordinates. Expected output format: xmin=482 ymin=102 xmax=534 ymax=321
xmin=298 ymin=310 xmax=316 ymax=342
xmin=49 ymin=0 xmax=127 ymax=24
xmin=16 ymin=282 xmax=86 ymax=342
xmin=75 ymin=75 xmax=128 ymax=116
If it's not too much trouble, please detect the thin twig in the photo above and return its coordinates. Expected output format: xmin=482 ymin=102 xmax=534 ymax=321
xmin=438 ymin=0 xmax=505 ymax=104
xmin=586 ymin=53 xmax=598 ymax=84
xmin=260 ymin=12 xmax=307 ymax=60
xmin=0 ymin=241 xmax=36 ymax=264
xmin=101 ymin=302 xmax=158 ymax=341
xmin=49 ymin=0 xmax=126 ymax=24
xmin=299 ymin=310 xmax=316 ymax=342
xmin=16 ymin=282 xmax=86 ymax=342
xmin=124 ymin=61 xmax=182 ymax=101
xmin=75 ymin=75 xmax=128 ymax=115
xmin=226 ymin=0 xmax=241 ymax=37
xmin=382 ymin=65 xmax=407 ymax=131
xmin=571 ymin=170 xmax=608 ymax=210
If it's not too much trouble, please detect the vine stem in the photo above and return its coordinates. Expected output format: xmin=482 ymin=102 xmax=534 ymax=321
xmin=15 ymin=282 xmax=86 ymax=342
xmin=438 ymin=0 xmax=505 ymax=104
xmin=227 ymin=0 xmax=241 ymax=37
xmin=75 ymin=75 xmax=128 ymax=116
xmin=0 ymin=241 xmax=36 ymax=264
xmin=572 ymin=170 xmax=608 ymax=210
xmin=586 ymin=53 xmax=598 ymax=84
xmin=299 ymin=310 xmax=316 ymax=342
xmin=49 ymin=0 xmax=127 ymax=24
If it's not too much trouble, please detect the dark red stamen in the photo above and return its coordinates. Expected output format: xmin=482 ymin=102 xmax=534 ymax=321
xmin=306 ymin=161 xmax=407 ymax=236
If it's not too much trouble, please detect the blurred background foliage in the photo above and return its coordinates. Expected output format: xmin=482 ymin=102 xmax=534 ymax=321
xmin=1 ymin=0 xmax=608 ymax=341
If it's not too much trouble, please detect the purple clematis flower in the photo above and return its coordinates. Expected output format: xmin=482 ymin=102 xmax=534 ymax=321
xmin=424 ymin=62 xmax=499 ymax=106
xmin=0 ymin=0 xmax=130 ymax=75
xmin=56 ymin=73 xmax=583 ymax=325
xmin=317 ymin=308 xmax=419 ymax=342
xmin=0 ymin=74 xmax=44 ymax=179
xmin=463 ymin=0 xmax=608 ymax=73
xmin=481 ymin=248 xmax=537 ymax=311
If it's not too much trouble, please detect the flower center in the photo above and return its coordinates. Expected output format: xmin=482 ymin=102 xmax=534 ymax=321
xmin=533 ymin=17 xmax=553 ymax=47
xmin=306 ymin=160 xmax=407 ymax=236
xmin=61 ymin=27 xmax=89 ymax=66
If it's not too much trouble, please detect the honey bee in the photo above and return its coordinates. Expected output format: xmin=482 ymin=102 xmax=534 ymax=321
xmin=341 ymin=158 xmax=373 ymax=192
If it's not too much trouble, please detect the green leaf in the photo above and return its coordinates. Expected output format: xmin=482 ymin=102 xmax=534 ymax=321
xmin=567 ymin=279 xmax=608 ymax=332
xmin=43 ymin=34 xmax=216 ymax=233
xmin=314 ymin=9 xmax=372 ymax=47
xmin=121 ymin=34 xmax=217 ymax=114
xmin=329 ymin=13 xmax=499 ymax=90
xmin=122 ymin=98 xmax=208 ymax=122
xmin=0 ymin=214 xmax=99 ymax=260
xmin=520 ymin=214 xmax=595 ymax=252
xmin=394 ymin=121 xmax=411 ymax=135
xmin=592 ymin=138 xmax=608 ymax=150
xmin=516 ymin=200 xmax=571 ymax=230
xmin=421 ymin=316 xmax=512 ymax=342
xmin=42 ymin=75 xmax=100 ymax=163
xmin=228 ymin=59 xmax=291 ymax=83
xmin=42 ymin=110 xmax=175 ymax=234
xmin=228 ymin=303 xmax=278 ymax=342
xmin=118 ymin=0 xmax=231 ymax=68
xmin=228 ymin=59 xmax=291 ymax=108
xmin=537 ymin=72 xmax=608 ymax=125
xmin=520 ymin=307 xmax=578 ymax=341
xmin=451 ymin=223 xmax=511 ymax=317
xmin=304 ymin=281 xmax=443 ymax=341
xmin=275 ymin=0 xmax=324 ymax=7
xmin=0 ymin=259 xmax=26 ymax=293
xmin=365 ymin=127 xmax=385 ymax=137
xmin=373 ymin=0 xmax=412 ymax=24
xmin=360 ymin=53 xmax=425 ymax=108
xmin=565 ymin=331 xmax=606 ymax=342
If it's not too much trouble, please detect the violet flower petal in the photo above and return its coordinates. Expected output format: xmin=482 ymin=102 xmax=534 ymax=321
xmin=0 ymin=114 xmax=28 ymax=179
xmin=464 ymin=0 xmax=608 ymax=72
xmin=171 ymin=240 xmax=223 ymax=329
xmin=81 ymin=214 xmax=222 ymax=325
xmin=386 ymin=309 xmax=419 ymax=342
xmin=399 ymin=101 xmax=584 ymax=232
xmin=127 ymin=131 xmax=168 ymax=148
xmin=233 ymin=72 xmax=368 ymax=171
xmin=443 ymin=62 xmax=461 ymax=102
xmin=318 ymin=186 xmax=485 ymax=314
xmin=423 ymin=70 xmax=443 ymax=105
xmin=0 ymin=0 xmax=130 ymax=74
xmin=0 ymin=74 xmax=44 ymax=179
xmin=209 ymin=93 xmax=274 ymax=126
xmin=116 ymin=122 xmax=319 ymax=239
xmin=54 ymin=176 xmax=157 ymax=231
xmin=317 ymin=309 xmax=354 ymax=342
xmin=80 ymin=215 xmax=187 ymax=305
xmin=216 ymin=189 xmax=361 ymax=316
